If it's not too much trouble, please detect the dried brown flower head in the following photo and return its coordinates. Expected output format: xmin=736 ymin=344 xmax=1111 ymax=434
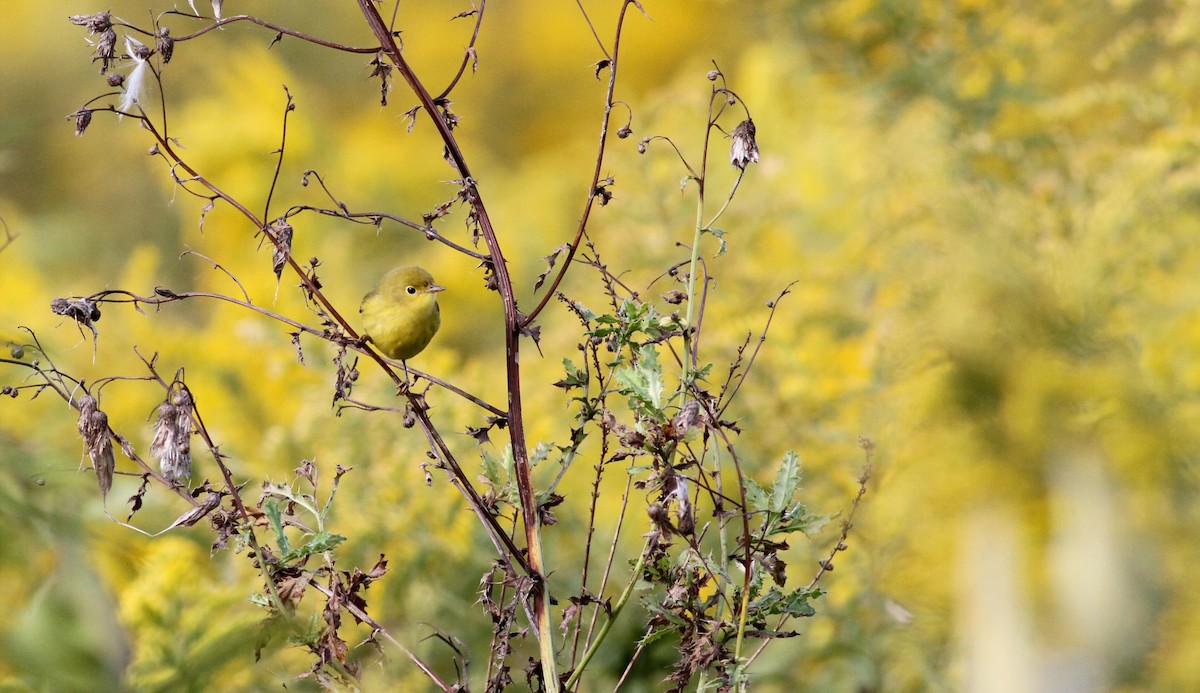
xmin=269 ymin=220 xmax=294 ymax=279
xmin=77 ymin=394 xmax=115 ymax=497
xmin=69 ymin=12 xmax=113 ymax=34
xmin=151 ymin=388 xmax=194 ymax=484
xmin=730 ymin=118 xmax=759 ymax=170
xmin=156 ymin=28 xmax=175 ymax=64
xmin=71 ymin=109 xmax=93 ymax=137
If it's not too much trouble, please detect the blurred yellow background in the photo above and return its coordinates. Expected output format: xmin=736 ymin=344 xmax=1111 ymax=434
xmin=2 ymin=1 xmax=1199 ymax=691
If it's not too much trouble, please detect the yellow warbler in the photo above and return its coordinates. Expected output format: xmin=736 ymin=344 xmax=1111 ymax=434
xmin=360 ymin=266 xmax=445 ymax=361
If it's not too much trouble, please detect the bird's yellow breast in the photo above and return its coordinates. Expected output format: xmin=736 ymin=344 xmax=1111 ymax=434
xmin=361 ymin=292 xmax=441 ymax=361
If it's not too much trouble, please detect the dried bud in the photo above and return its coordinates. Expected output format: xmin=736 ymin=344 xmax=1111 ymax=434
xmin=706 ymin=70 xmax=720 ymax=81
xmin=637 ymin=138 xmax=649 ymax=154
xmin=617 ymin=124 xmax=632 ymax=139
xmin=663 ymin=290 xmax=686 ymax=305
xmin=730 ymin=118 xmax=759 ymax=170
xmin=77 ymin=395 xmax=115 ymax=497
xmin=155 ymin=28 xmax=175 ymax=64
xmin=151 ymin=389 xmax=194 ymax=484
xmin=107 ymin=73 xmax=125 ymax=88
xmin=71 ymin=109 xmax=93 ymax=137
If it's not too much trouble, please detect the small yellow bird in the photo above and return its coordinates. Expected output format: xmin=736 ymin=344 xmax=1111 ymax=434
xmin=360 ymin=266 xmax=445 ymax=362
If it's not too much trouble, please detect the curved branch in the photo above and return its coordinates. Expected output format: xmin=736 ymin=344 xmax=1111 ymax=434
xmin=520 ymin=0 xmax=642 ymax=327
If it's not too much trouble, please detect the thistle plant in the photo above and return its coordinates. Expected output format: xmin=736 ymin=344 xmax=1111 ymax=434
xmin=0 ymin=3 xmax=870 ymax=689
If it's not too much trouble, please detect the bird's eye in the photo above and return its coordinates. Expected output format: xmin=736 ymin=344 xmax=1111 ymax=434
xmin=406 ymin=286 xmax=417 ymax=295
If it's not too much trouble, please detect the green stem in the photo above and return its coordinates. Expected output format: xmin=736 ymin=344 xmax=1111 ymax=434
xmin=682 ymin=195 xmax=706 ymax=386
xmin=564 ymin=540 xmax=648 ymax=691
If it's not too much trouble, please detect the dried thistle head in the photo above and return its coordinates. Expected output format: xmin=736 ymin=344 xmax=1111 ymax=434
xmin=151 ymin=388 xmax=194 ymax=485
xmin=155 ymin=27 xmax=175 ymax=64
xmin=71 ymin=109 xmax=94 ymax=137
xmin=51 ymin=297 xmax=101 ymax=344
xmin=730 ymin=118 xmax=759 ymax=170
xmin=269 ymin=220 xmax=294 ymax=279
xmin=77 ymin=394 xmax=115 ymax=497
xmin=69 ymin=12 xmax=113 ymax=34
xmin=51 ymin=296 xmax=101 ymax=324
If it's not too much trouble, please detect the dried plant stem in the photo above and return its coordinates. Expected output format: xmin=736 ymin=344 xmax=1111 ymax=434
xmin=354 ymin=2 xmax=556 ymax=685
xmin=521 ymin=0 xmax=640 ymax=326
xmin=309 ymin=581 xmax=452 ymax=691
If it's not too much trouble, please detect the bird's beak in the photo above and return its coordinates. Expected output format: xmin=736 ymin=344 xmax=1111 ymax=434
xmin=428 ymin=284 xmax=446 ymax=294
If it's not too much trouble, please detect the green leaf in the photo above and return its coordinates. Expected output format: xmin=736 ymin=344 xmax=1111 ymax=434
xmin=264 ymin=498 xmax=289 ymax=556
xmin=779 ymin=509 xmax=832 ymax=536
xmin=750 ymin=586 xmax=817 ymax=618
xmin=281 ymin=531 xmax=347 ymax=562
xmin=555 ymin=358 xmax=588 ymax=389
xmin=704 ymin=226 xmax=728 ymax=256
xmin=771 ymin=451 xmax=802 ymax=514
xmin=743 ymin=477 xmax=770 ymax=513
xmin=530 ymin=440 xmax=554 ymax=468
xmin=480 ymin=445 xmax=516 ymax=503
xmin=639 ymin=345 xmax=665 ymax=410
xmin=573 ymin=301 xmax=598 ymax=322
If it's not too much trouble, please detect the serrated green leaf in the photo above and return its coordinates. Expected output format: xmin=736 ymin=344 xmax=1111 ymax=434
xmin=638 ymin=345 xmax=665 ymax=409
xmin=530 ymin=440 xmax=553 ymax=467
xmin=743 ymin=477 xmax=769 ymax=512
xmin=637 ymin=626 xmax=675 ymax=649
xmin=282 ymin=531 xmax=346 ymax=562
xmin=480 ymin=449 xmax=503 ymax=489
xmin=772 ymin=451 xmax=802 ymax=514
xmin=750 ymin=586 xmax=816 ymax=618
xmin=264 ymin=499 xmax=289 ymax=555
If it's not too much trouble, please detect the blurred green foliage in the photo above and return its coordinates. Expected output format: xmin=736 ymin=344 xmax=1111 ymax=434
xmin=2 ymin=0 xmax=1199 ymax=691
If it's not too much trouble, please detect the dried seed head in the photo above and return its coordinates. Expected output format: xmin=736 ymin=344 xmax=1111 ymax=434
xmin=94 ymin=28 xmax=118 ymax=74
xmin=77 ymin=395 xmax=115 ymax=497
xmin=51 ymin=297 xmax=101 ymax=325
xmin=77 ymin=395 xmax=101 ymax=437
xmin=617 ymin=124 xmax=633 ymax=139
xmin=106 ymin=73 xmax=125 ymax=88
xmin=71 ymin=109 xmax=93 ymax=137
xmin=269 ymin=220 xmax=294 ymax=279
xmin=706 ymin=69 xmax=720 ymax=81
xmin=127 ymin=37 xmax=152 ymax=61
xmin=156 ymin=28 xmax=175 ymax=64
xmin=69 ymin=12 xmax=113 ymax=34
xmin=151 ymin=391 xmax=194 ymax=485
xmin=730 ymin=118 xmax=759 ymax=170
xmin=670 ymin=399 xmax=703 ymax=438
